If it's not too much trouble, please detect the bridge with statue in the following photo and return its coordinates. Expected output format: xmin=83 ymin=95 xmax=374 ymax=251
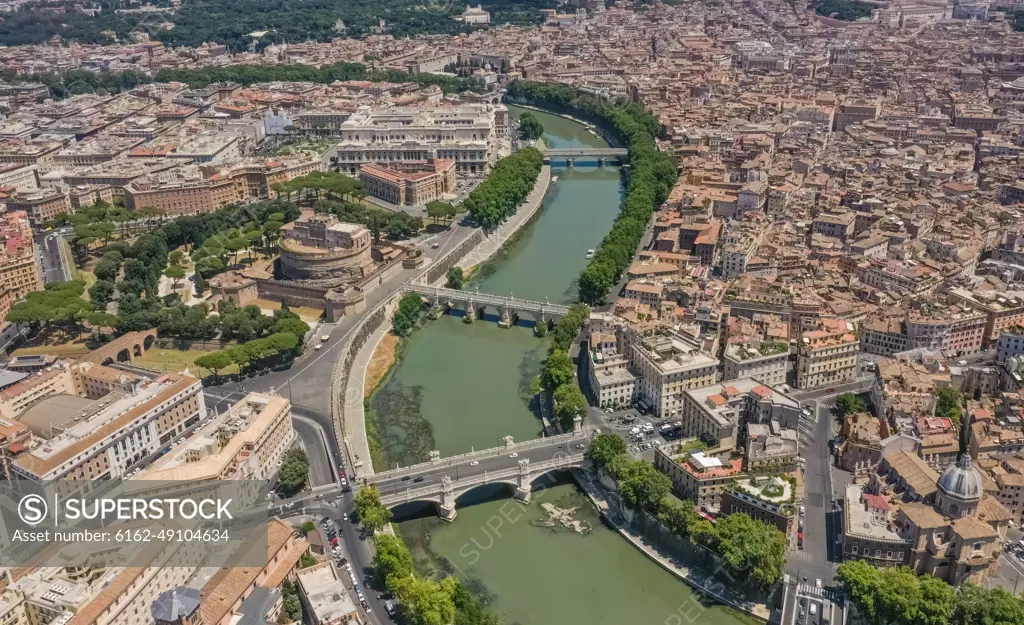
xmin=367 ymin=426 xmax=591 ymax=521
xmin=543 ymin=147 xmax=628 ymax=167
xmin=404 ymin=284 xmax=571 ymax=327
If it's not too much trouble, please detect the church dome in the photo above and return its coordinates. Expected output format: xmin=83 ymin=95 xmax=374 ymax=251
xmin=937 ymin=454 xmax=983 ymax=501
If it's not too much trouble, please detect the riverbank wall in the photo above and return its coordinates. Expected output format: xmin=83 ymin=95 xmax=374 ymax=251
xmin=573 ymin=468 xmax=773 ymax=623
xmin=335 ymin=163 xmax=552 ymax=477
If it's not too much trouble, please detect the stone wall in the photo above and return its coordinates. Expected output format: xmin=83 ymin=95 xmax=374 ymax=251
xmin=256 ymin=279 xmax=331 ymax=309
xmin=421 ymin=229 xmax=484 ymax=285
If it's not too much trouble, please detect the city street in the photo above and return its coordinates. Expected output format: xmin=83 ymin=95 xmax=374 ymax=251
xmin=787 ymin=387 xmax=859 ymax=588
xmin=36 ymin=231 xmax=71 ymax=284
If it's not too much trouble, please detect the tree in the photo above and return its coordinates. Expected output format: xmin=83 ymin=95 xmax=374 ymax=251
xmin=553 ymin=383 xmax=588 ymax=431
xmin=657 ymin=497 xmax=702 ymax=538
xmin=281 ymin=580 xmax=302 ymax=622
xmin=193 ymin=271 xmax=208 ymax=295
xmin=518 ymin=111 xmax=544 ymax=140
xmin=712 ymin=513 xmax=787 ymax=589
xmin=89 ymin=279 xmax=116 ymax=307
xmin=616 ymin=458 xmax=671 ymax=513
xmin=427 ymin=200 xmax=456 ymax=225
xmin=298 ymin=552 xmax=318 ymax=568
xmin=194 ymin=351 xmax=234 ymax=377
xmin=463 ymin=147 xmax=543 ymax=231
xmin=835 ymin=393 xmax=866 ymax=416
xmin=395 ymin=576 xmax=456 ymax=625
xmin=392 ymin=293 xmax=424 ymax=337
xmin=587 ymin=433 xmax=627 ymax=471
xmin=373 ymin=534 xmax=414 ymax=590
xmin=542 ymin=349 xmax=575 ymax=390
xmin=935 ymin=387 xmax=964 ymax=425
xmin=275 ymin=316 xmax=310 ymax=337
xmin=445 ymin=266 xmax=464 ymax=290
xmin=164 ymin=266 xmax=186 ymax=289
xmin=279 ymin=449 xmax=309 ymax=491
xmin=354 ymin=486 xmax=392 ymax=534
xmin=952 ymin=584 xmax=1024 ymax=625
xmin=86 ymin=311 xmax=119 ymax=331
xmin=168 ymin=249 xmax=185 ymax=267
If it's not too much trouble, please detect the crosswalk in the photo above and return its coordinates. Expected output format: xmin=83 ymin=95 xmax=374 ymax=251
xmin=789 ymin=549 xmax=813 ymax=562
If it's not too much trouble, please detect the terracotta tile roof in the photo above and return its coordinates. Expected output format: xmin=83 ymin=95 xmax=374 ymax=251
xmin=201 ymin=519 xmax=297 ymax=625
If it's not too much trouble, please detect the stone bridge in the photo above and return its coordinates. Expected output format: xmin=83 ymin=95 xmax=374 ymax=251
xmin=368 ymin=426 xmax=592 ymax=520
xmin=377 ymin=454 xmax=586 ymax=521
xmin=543 ymin=147 xmax=627 ymax=167
xmin=404 ymin=284 xmax=570 ymax=327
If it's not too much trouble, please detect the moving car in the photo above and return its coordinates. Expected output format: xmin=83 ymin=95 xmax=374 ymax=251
xmin=321 ymin=335 xmax=330 ymax=342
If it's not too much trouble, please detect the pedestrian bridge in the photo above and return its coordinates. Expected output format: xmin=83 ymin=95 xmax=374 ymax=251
xmin=367 ymin=429 xmax=590 ymax=521
xmin=404 ymin=284 xmax=570 ymax=327
xmin=543 ymin=147 xmax=627 ymax=166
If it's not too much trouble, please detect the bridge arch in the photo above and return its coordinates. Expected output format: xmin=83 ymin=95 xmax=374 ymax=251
xmin=389 ymin=499 xmax=441 ymax=520
xmin=526 ymin=465 xmax=579 ymax=490
xmin=453 ymin=480 xmax=519 ymax=504
xmin=82 ymin=329 xmax=159 ymax=365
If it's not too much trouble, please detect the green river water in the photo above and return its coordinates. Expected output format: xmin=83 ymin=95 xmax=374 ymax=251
xmin=372 ymin=106 xmax=756 ymax=625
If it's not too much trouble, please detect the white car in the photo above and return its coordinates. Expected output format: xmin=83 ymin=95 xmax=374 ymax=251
xmin=509 ymin=452 xmax=518 ymax=458
xmin=470 ymin=461 xmax=479 ymax=466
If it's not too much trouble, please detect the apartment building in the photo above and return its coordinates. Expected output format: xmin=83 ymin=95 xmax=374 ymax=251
xmin=0 ymin=139 xmax=62 ymax=166
xmin=856 ymin=258 xmax=942 ymax=295
xmin=869 ymin=353 xmax=948 ymax=422
xmin=721 ymin=342 xmax=790 ymax=387
xmin=199 ymin=520 xmax=307 ymax=625
xmin=996 ymin=328 xmax=1024 ymax=363
xmin=653 ymin=446 xmax=744 ymax=509
xmin=588 ymin=330 xmax=636 ymax=409
xmin=948 ymin=287 xmax=1024 ymax=348
xmin=0 ymin=163 xmax=39 ymax=191
xmin=139 ymin=392 xmax=294 ymax=482
xmin=812 ymin=211 xmax=856 ymax=241
xmin=860 ymin=306 xmax=987 ymax=357
xmin=796 ymin=324 xmax=858 ymax=390
xmin=5 ymin=189 xmax=73 ymax=228
xmin=0 ymin=211 xmax=43 ymax=322
xmin=721 ymin=475 xmax=799 ymax=541
xmin=628 ymin=329 xmax=718 ymax=418
xmin=296 ymin=563 xmax=360 ymax=625
xmin=331 ymin=105 xmax=503 ymax=175
xmin=680 ymin=378 xmax=801 ymax=446
xmin=10 ymin=371 xmax=206 ymax=481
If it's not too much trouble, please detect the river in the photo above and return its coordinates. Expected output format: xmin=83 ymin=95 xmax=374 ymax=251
xmin=373 ymin=106 xmax=756 ymax=625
